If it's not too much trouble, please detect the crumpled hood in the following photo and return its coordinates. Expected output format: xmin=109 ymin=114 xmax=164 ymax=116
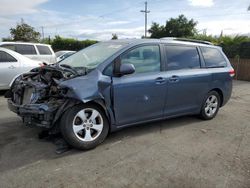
xmin=59 ymin=70 xmax=111 ymax=103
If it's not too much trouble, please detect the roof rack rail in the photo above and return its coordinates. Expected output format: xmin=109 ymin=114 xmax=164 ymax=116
xmin=160 ymin=37 xmax=213 ymax=45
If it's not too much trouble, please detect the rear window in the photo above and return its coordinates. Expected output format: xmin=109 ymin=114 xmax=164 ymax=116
xmin=200 ymin=47 xmax=227 ymax=68
xmin=15 ymin=44 xmax=37 ymax=55
xmin=0 ymin=51 xmax=17 ymax=62
xmin=36 ymin=45 xmax=52 ymax=55
xmin=165 ymin=45 xmax=200 ymax=71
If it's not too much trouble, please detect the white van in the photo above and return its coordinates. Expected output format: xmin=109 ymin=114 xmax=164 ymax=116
xmin=0 ymin=42 xmax=56 ymax=64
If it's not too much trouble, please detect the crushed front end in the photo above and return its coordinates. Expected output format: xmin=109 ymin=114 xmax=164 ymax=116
xmin=5 ymin=65 xmax=76 ymax=129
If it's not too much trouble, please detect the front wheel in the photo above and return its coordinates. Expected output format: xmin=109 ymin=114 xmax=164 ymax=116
xmin=200 ymin=91 xmax=221 ymax=120
xmin=60 ymin=103 xmax=109 ymax=150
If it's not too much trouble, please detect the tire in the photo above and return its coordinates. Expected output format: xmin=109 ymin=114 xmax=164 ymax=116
xmin=200 ymin=91 xmax=221 ymax=120
xmin=60 ymin=103 xmax=109 ymax=150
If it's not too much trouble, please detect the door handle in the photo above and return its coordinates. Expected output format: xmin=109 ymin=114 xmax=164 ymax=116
xmin=169 ymin=75 xmax=179 ymax=83
xmin=155 ymin=77 xmax=166 ymax=84
xmin=8 ymin=65 xmax=16 ymax=69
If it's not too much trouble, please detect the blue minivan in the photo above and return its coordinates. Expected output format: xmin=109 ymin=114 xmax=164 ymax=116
xmin=6 ymin=38 xmax=234 ymax=150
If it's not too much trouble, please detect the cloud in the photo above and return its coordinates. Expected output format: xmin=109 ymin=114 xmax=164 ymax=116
xmin=197 ymin=19 xmax=250 ymax=35
xmin=77 ymin=27 xmax=144 ymax=40
xmin=188 ymin=0 xmax=214 ymax=7
xmin=106 ymin=21 xmax=131 ymax=25
xmin=0 ymin=0 xmax=49 ymax=15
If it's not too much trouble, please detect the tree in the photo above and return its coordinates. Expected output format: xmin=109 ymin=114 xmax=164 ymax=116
xmin=111 ymin=33 xmax=118 ymax=40
xmin=9 ymin=19 xmax=40 ymax=42
xmin=149 ymin=15 xmax=198 ymax=38
xmin=148 ymin=22 xmax=165 ymax=38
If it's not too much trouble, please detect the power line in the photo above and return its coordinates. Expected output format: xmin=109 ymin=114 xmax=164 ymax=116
xmin=140 ymin=1 xmax=150 ymax=38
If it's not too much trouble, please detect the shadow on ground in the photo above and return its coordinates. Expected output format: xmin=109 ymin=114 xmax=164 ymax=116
xmin=0 ymin=114 xmax=200 ymax=173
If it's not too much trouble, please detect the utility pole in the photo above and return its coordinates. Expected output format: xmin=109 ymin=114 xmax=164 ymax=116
xmin=140 ymin=1 xmax=150 ymax=38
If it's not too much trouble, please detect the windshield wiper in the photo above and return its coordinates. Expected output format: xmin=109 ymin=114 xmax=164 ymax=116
xmin=59 ymin=64 xmax=79 ymax=75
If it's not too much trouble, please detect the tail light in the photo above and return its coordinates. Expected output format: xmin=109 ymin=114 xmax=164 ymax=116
xmin=229 ymin=69 xmax=235 ymax=77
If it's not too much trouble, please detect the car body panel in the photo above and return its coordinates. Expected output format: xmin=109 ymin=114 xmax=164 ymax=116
xmin=0 ymin=47 xmax=41 ymax=90
xmin=5 ymin=39 xmax=233 ymax=132
xmin=0 ymin=42 xmax=56 ymax=64
xmin=112 ymin=71 xmax=167 ymax=126
xmin=163 ymin=68 xmax=212 ymax=116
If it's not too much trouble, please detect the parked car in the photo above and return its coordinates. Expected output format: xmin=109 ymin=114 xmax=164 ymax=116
xmin=55 ymin=50 xmax=76 ymax=62
xmin=6 ymin=38 xmax=234 ymax=150
xmin=0 ymin=42 xmax=56 ymax=64
xmin=0 ymin=47 xmax=41 ymax=90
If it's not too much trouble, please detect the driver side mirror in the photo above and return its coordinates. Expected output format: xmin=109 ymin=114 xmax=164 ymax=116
xmin=119 ymin=64 xmax=135 ymax=76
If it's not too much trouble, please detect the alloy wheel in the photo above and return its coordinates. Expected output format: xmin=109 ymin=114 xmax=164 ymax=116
xmin=204 ymin=95 xmax=218 ymax=117
xmin=72 ymin=108 xmax=103 ymax=142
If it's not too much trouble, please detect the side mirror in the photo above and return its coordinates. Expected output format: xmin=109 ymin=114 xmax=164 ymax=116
xmin=119 ymin=64 xmax=135 ymax=75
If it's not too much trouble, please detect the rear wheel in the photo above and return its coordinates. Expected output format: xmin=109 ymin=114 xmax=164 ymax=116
xmin=60 ymin=103 xmax=109 ymax=150
xmin=200 ymin=91 xmax=221 ymax=120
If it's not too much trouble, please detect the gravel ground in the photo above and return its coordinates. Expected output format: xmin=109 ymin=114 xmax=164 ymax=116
xmin=0 ymin=80 xmax=249 ymax=188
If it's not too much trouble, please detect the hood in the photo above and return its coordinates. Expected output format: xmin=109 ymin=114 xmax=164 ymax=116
xmin=59 ymin=69 xmax=111 ymax=103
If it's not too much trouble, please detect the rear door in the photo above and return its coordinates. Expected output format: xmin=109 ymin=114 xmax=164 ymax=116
xmin=0 ymin=51 xmax=20 ymax=89
xmin=36 ymin=45 xmax=55 ymax=64
xmin=163 ymin=44 xmax=211 ymax=116
xmin=112 ymin=44 xmax=167 ymax=126
xmin=15 ymin=44 xmax=38 ymax=60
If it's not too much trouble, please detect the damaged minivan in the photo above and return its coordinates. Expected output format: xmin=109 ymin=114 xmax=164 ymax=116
xmin=6 ymin=39 xmax=234 ymax=150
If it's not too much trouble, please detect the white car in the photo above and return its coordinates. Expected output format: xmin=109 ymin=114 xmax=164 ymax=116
xmin=0 ymin=47 xmax=41 ymax=90
xmin=0 ymin=42 xmax=56 ymax=64
xmin=55 ymin=50 xmax=76 ymax=62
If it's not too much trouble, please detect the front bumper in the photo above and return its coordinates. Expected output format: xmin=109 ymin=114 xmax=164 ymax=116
xmin=8 ymin=99 xmax=59 ymax=128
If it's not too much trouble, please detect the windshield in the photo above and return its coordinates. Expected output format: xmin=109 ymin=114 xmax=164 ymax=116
xmin=59 ymin=42 xmax=126 ymax=69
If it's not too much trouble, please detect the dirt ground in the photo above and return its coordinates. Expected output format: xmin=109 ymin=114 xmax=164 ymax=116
xmin=0 ymin=80 xmax=249 ymax=188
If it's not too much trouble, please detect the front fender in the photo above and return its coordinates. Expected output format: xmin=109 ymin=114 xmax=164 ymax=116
xmin=59 ymin=70 xmax=111 ymax=103
xmin=58 ymin=70 xmax=115 ymax=128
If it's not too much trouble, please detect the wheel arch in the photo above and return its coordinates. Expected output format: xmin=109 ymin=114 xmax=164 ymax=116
xmin=210 ymin=88 xmax=224 ymax=107
xmin=85 ymin=99 xmax=111 ymax=124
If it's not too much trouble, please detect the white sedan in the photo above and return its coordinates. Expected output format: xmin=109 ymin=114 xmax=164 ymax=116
xmin=0 ymin=47 xmax=41 ymax=90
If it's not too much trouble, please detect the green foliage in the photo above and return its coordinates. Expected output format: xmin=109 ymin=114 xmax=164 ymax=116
xmin=217 ymin=35 xmax=250 ymax=58
xmin=190 ymin=35 xmax=250 ymax=58
xmin=51 ymin=35 xmax=98 ymax=51
xmin=9 ymin=19 xmax=40 ymax=42
xmin=148 ymin=14 xmax=250 ymax=58
xmin=2 ymin=37 xmax=14 ymax=42
xmin=111 ymin=33 xmax=118 ymax=40
xmin=149 ymin=15 xmax=197 ymax=38
xmin=2 ymin=15 xmax=250 ymax=58
xmin=148 ymin=22 xmax=166 ymax=38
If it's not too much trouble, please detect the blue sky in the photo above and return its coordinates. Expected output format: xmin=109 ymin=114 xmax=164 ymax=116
xmin=0 ymin=0 xmax=250 ymax=40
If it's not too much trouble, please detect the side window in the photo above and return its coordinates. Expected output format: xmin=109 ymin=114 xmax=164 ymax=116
xmin=15 ymin=44 xmax=37 ymax=55
xmin=200 ymin=47 xmax=227 ymax=68
xmin=0 ymin=51 xmax=17 ymax=62
xmin=165 ymin=45 xmax=200 ymax=71
xmin=1 ymin=44 xmax=15 ymax=51
xmin=120 ymin=45 xmax=161 ymax=74
xmin=103 ymin=63 xmax=114 ymax=76
xmin=36 ymin=45 xmax=52 ymax=55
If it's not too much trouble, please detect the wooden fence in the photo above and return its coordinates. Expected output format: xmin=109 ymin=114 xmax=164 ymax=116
xmin=229 ymin=58 xmax=250 ymax=81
